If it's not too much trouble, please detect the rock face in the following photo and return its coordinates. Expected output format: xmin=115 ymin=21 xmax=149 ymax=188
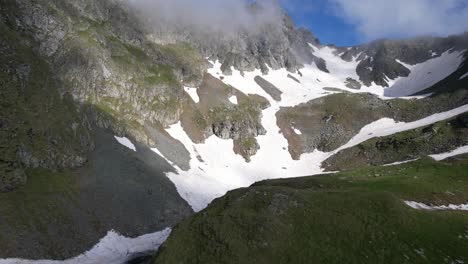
xmin=4 ymin=0 xmax=208 ymax=146
xmin=133 ymin=2 xmax=326 ymax=75
xmin=188 ymin=74 xmax=270 ymax=161
xmin=323 ymin=113 xmax=468 ymax=171
xmin=0 ymin=13 xmax=93 ymax=192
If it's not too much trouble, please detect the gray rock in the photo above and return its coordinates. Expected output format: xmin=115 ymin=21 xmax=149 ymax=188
xmin=254 ymin=76 xmax=283 ymax=101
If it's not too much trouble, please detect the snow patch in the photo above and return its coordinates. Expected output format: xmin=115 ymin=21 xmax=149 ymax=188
xmin=385 ymin=50 xmax=465 ymax=97
xmin=0 ymin=228 xmax=171 ymax=264
xmin=114 ymin=136 xmax=136 ymax=152
xmin=404 ymin=201 xmax=468 ymax=211
xmin=429 ymin=145 xmax=468 ymax=161
xmin=184 ymin=86 xmax=200 ymax=103
xmin=229 ymin=96 xmax=238 ymax=105
xmin=459 ymin=72 xmax=468 ymax=80
xmin=383 ymin=158 xmax=420 ymax=166
xmin=395 ymin=59 xmax=414 ymax=70
xmin=293 ymin=128 xmax=302 ymax=135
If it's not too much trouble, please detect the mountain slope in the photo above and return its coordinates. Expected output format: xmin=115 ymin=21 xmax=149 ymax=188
xmin=0 ymin=0 xmax=468 ymax=262
xmin=153 ymin=157 xmax=468 ymax=264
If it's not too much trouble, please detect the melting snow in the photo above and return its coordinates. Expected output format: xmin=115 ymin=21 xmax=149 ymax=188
xmin=429 ymin=145 xmax=468 ymax=161
xmin=404 ymin=201 xmax=468 ymax=211
xmin=184 ymin=86 xmax=200 ymax=103
xmin=114 ymin=136 xmax=136 ymax=152
xmin=385 ymin=50 xmax=465 ymax=97
xmin=0 ymin=228 xmax=171 ymax=264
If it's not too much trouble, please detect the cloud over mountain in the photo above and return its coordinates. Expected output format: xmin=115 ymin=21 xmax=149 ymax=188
xmin=330 ymin=0 xmax=468 ymax=40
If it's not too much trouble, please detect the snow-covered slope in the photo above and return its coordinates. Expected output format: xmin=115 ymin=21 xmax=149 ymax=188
xmin=162 ymin=103 xmax=468 ymax=211
xmin=384 ymin=50 xmax=465 ymax=97
xmin=148 ymin=44 xmax=468 ymax=211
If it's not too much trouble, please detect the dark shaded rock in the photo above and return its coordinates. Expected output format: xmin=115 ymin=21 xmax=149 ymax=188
xmin=0 ymin=129 xmax=193 ymax=260
xmin=344 ymin=77 xmax=362 ymax=90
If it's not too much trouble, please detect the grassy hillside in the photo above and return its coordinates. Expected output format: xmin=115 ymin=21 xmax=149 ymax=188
xmin=153 ymin=157 xmax=468 ymax=264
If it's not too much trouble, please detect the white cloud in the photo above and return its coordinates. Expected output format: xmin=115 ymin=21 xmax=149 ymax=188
xmin=330 ymin=0 xmax=468 ymax=40
xmin=126 ymin=0 xmax=283 ymax=35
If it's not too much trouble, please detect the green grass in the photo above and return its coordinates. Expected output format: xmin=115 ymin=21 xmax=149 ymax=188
xmin=154 ymin=158 xmax=468 ymax=264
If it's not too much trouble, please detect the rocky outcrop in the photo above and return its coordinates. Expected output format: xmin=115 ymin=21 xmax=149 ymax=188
xmin=344 ymin=77 xmax=362 ymax=90
xmin=254 ymin=76 xmax=283 ymax=101
xmin=134 ymin=2 xmax=325 ymax=75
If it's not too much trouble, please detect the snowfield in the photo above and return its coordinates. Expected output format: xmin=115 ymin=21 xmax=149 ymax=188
xmin=385 ymin=50 xmax=465 ymax=97
xmin=154 ymin=46 xmax=468 ymax=211
xmin=162 ymin=104 xmax=468 ymax=211
xmin=0 ymin=229 xmax=171 ymax=264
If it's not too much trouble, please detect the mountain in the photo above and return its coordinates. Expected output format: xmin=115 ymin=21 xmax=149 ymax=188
xmin=0 ymin=0 xmax=467 ymax=263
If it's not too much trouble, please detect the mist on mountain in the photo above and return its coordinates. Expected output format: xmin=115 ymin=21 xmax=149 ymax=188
xmin=126 ymin=0 xmax=284 ymax=39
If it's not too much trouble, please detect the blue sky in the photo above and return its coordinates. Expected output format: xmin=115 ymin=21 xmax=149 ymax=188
xmin=281 ymin=0 xmax=468 ymax=47
xmin=281 ymin=0 xmax=361 ymax=46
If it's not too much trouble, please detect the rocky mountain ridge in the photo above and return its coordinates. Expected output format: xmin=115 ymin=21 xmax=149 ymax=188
xmin=0 ymin=0 xmax=468 ymax=262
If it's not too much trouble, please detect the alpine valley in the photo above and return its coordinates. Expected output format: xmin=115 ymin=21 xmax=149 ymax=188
xmin=0 ymin=0 xmax=467 ymax=263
